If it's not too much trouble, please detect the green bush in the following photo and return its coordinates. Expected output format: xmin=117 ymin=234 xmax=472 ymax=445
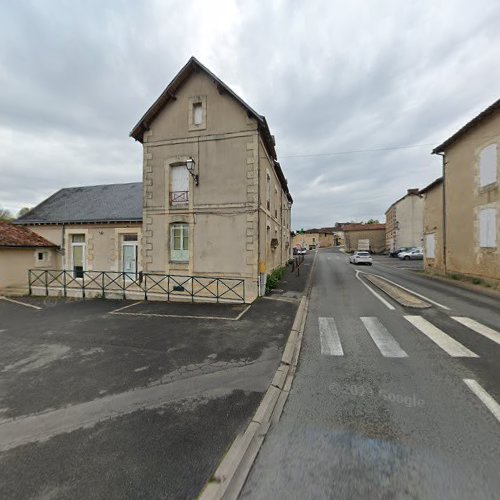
xmin=265 ymin=266 xmax=286 ymax=294
xmin=472 ymin=278 xmax=482 ymax=285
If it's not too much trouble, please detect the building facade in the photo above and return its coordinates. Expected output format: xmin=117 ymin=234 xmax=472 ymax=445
xmin=130 ymin=57 xmax=292 ymax=301
xmin=432 ymin=98 xmax=500 ymax=283
xmin=420 ymin=178 xmax=444 ymax=273
xmin=385 ymin=189 xmax=424 ymax=252
xmin=343 ymin=224 xmax=386 ymax=253
xmin=292 ymin=228 xmax=334 ymax=250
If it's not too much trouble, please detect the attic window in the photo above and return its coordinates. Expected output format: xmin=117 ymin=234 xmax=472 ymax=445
xmin=193 ymin=102 xmax=203 ymax=125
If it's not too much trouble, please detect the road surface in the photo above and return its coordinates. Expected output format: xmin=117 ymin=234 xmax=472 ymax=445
xmin=242 ymin=247 xmax=500 ymax=499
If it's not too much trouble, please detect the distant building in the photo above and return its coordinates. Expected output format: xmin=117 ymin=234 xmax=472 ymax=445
xmin=431 ymin=98 xmax=500 ymax=283
xmin=342 ymin=223 xmax=386 ymax=253
xmin=385 ymin=189 xmax=424 ymax=252
xmin=292 ymin=228 xmax=334 ymax=250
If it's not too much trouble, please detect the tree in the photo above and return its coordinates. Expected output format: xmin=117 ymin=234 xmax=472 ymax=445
xmin=0 ymin=207 xmax=13 ymax=221
xmin=17 ymin=207 xmax=31 ymax=218
xmin=366 ymin=219 xmax=380 ymax=224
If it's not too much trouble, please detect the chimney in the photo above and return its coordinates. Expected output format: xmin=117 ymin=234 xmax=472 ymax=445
xmin=407 ymin=188 xmax=419 ymax=195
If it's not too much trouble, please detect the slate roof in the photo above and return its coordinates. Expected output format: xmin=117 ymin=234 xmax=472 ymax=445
xmin=0 ymin=221 xmax=58 ymax=247
xmin=432 ymin=98 xmax=500 ymax=153
xmin=15 ymin=182 xmax=143 ymax=225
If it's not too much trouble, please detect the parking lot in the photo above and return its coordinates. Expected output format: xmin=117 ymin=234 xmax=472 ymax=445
xmin=0 ymin=291 xmax=300 ymax=499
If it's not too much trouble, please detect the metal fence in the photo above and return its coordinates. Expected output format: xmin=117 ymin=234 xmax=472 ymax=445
xmin=28 ymin=269 xmax=246 ymax=303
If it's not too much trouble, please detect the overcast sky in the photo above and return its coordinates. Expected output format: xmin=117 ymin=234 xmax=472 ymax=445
xmin=1 ymin=0 xmax=500 ymax=230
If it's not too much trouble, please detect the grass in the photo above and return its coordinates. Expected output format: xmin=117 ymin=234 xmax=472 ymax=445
xmin=265 ymin=266 xmax=286 ymax=294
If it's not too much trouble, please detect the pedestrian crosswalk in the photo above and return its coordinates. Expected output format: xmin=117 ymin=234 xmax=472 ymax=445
xmin=318 ymin=315 xmax=499 ymax=358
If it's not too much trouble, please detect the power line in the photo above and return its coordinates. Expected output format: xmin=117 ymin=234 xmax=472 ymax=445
xmin=279 ymin=142 xmax=436 ymax=159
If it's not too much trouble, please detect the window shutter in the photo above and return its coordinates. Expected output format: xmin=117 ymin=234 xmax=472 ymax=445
xmin=425 ymin=233 xmax=435 ymax=258
xmin=479 ymin=208 xmax=497 ymax=248
xmin=479 ymin=144 xmax=497 ymax=187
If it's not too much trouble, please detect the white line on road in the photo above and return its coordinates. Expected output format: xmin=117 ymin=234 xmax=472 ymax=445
xmin=109 ymin=301 xmax=143 ymax=313
xmin=355 ymin=270 xmax=396 ymax=310
xmin=0 ymin=296 xmax=42 ymax=310
xmin=404 ymin=316 xmax=478 ymax=357
xmin=360 ymin=317 xmax=408 ymax=358
xmin=367 ymin=273 xmax=450 ymax=310
xmin=452 ymin=317 xmax=500 ymax=345
xmin=318 ymin=317 xmax=344 ymax=356
xmin=463 ymin=379 xmax=500 ymax=423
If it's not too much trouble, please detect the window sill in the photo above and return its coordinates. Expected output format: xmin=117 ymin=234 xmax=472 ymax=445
xmin=478 ymin=182 xmax=498 ymax=194
xmin=169 ymin=204 xmax=189 ymax=210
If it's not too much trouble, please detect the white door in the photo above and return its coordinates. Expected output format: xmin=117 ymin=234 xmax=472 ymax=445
xmin=122 ymin=244 xmax=137 ymax=279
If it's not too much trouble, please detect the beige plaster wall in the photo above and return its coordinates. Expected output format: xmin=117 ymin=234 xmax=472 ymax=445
xmin=344 ymin=229 xmax=386 ymax=253
xmin=444 ymin=112 xmax=500 ymax=280
xmin=423 ymin=183 xmax=444 ymax=273
xmin=0 ymin=248 xmax=58 ymax=290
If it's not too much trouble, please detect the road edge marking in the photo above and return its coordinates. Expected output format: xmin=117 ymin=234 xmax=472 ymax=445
xmin=463 ymin=379 xmax=500 ymax=423
xmin=368 ymin=272 xmax=450 ymax=310
xmin=0 ymin=296 xmax=42 ymax=310
xmin=355 ymin=270 xmax=396 ymax=310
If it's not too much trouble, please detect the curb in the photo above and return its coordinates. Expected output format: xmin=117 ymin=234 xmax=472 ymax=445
xmin=198 ymin=251 xmax=317 ymax=500
xmin=363 ymin=274 xmax=431 ymax=308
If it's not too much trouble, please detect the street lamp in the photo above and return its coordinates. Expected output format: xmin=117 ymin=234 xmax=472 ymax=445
xmin=186 ymin=157 xmax=199 ymax=186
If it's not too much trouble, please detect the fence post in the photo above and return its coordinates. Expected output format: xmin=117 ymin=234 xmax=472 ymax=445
xmin=45 ymin=271 xmax=48 ymax=296
xmin=82 ymin=272 xmax=85 ymax=299
xmin=28 ymin=270 xmax=32 ymax=295
xmin=144 ymin=274 xmax=147 ymax=301
xmin=191 ymin=278 xmax=194 ymax=303
xmin=216 ymin=279 xmax=219 ymax=304
xmin=101 ymin=272 xmax=105 ymax=299
xmin=242 ymin=280 xmax=245 ymax=304
xmin=167 ymin=275 xmax=170 ymax=302
xmin=122 ymin=272 xmax=126 ymax=300
xmin=63 ymin=271 xmax=67 ymax=298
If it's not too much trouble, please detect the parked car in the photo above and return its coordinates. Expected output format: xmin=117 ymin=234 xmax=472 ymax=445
xmin=390 ymin=246 xmax=414 ymax=258
xmin=398 ymin=248 xmax=423 ymax=260
xmin=349 ymin=251 xmax=373 ymax=265
xmin=298 ymin=247 xmax=307 ymax=255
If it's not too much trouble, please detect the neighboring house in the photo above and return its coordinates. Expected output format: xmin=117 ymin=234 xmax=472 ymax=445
xmin=420 ymin=177 xmax=444 ymax=272
xmin=15 ymin=183 xmax=143 ymax=278
xmin=432 ymin=98 xmax=500 ymax=282
xmin=0 ymin=221 xmax=59 ymax=292
xmin=129 ymin=56 xmax=292 ymax=300
xmin=343 ymin=223 xmax=386 ymax=253
xmin=385 ymin=188 xmax=424 ymax=252
xmin=292 ymin=228 xmax=334 ymax=250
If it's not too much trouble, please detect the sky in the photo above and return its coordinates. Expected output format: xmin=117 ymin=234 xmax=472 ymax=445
xmin=1 ymin=0 xmax=500 ymax=231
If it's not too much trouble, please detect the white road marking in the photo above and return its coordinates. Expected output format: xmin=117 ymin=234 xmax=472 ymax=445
xmin=360 ymin=317 xmax=408 ymax=358
xmin=0 ymin=296 xmax=41 ymax=310
xmin=452 ymin=317 xmax=500 ymax=345
xmin=109 ymin=301 xmax=143 ymax=313
xmin=367 ymin=273 xmax=450 ymax=310
xmin=355 ymin=270 xmax=396 ymax=310
xmin=463 ymin=379 xmax=500 ymax=423
xmin=318 ymin=317 xmax=344 ymax=356
xmin=404 ymin=316 xmax=478 ymax=357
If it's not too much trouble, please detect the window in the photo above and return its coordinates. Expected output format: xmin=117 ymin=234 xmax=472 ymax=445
xmin=266 ymin=173 xmax=271 ymax=210
xmin=479 ymin=208 xmax=497 ymax=248
xmin=193 ymin=102 xmax=203 ymax=125
xmin=170 ymin=165 xmax=189 ymax=205
xmin=274 ymin=188 xmax=278 ymax=218
xmin=71 ymin=234 xmax=85 ymax=278
xmin=425 ymin=233 xmax=435 ymax=258
xmin=171 ymin=223 xmax=189 ymax=261
xmin=37 ymin=252 xmax=45 ymax=261
xmin=479 ymin=144 xmax=498 ymax=187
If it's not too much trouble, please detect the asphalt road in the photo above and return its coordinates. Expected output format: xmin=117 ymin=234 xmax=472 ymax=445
xmin=242 ymin=247 xmax=500 ymax=500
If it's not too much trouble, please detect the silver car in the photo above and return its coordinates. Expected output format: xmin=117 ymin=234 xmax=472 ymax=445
xmin=398 ymin=248 xmax=423 ymax=260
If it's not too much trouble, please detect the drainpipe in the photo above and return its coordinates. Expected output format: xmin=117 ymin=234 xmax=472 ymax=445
xmin=436 ymin=152 xmax=447 ymax=274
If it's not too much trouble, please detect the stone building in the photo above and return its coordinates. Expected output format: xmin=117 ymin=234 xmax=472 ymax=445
xmin=420 ymin=177 xmax=444 ymax=272
xmin=342 ymin=224 xmax=386 ymax=253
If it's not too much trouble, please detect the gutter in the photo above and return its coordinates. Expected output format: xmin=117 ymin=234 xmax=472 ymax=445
xmin=433 ymin=151 xmax=447 ymax=274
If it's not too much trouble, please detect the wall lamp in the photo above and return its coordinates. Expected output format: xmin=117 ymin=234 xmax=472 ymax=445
xmin=186 ymin=157 xmax=199 ymax=186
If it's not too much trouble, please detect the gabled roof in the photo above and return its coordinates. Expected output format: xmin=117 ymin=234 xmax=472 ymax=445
xmin=419 ymin=177 xmax=443 ymax=194
xmin=130 ymin=56 xmax=292 ymax=203
xmin=432 ymin=98 xmax=500 ymax=154
xmin=342 ymin=224 xmax=386 ymax=232
xmin=15 ymin=182 xmax=143 ymax=225
xmin=0 ymin=221 xmax=58 ymax=247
